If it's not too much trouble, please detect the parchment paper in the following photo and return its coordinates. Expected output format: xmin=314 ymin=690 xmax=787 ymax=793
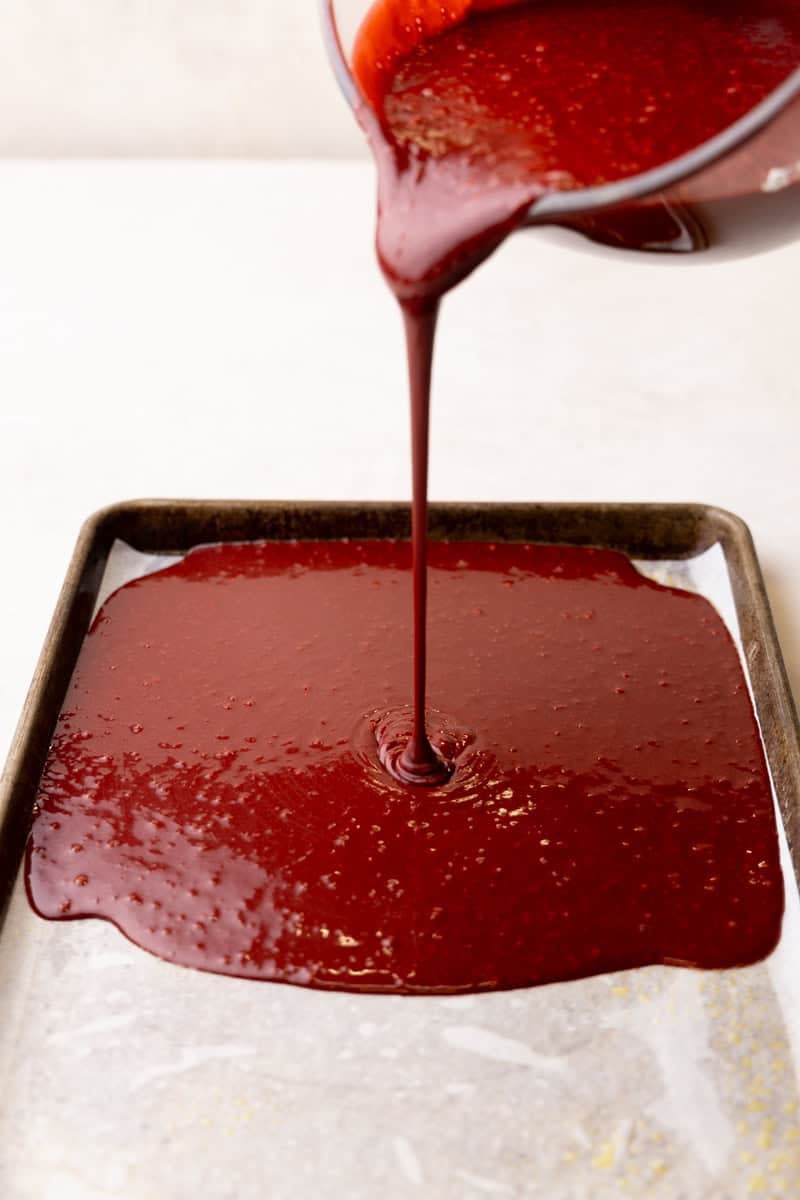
xmin=1 ymin=540 xmax=798 ymax=1200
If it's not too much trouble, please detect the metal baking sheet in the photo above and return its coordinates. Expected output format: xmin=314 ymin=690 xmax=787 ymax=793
xmin=1 ymin=501 xmax=799 ymax=1200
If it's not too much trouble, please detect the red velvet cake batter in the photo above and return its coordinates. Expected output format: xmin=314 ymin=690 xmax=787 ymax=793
xmin=26 ymin=1 xmax=793 ymax=991
xmin=27 ymin=540 xmax=783 ymax=992
xmin=349 ymin=0 xmax=800 ymax=782
xmin=355 ymin=0 xmax=800 ymax=292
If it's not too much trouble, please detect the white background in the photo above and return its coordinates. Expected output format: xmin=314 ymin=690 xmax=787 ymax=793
xmin=0 ymin=1 xmax=364 ymax=156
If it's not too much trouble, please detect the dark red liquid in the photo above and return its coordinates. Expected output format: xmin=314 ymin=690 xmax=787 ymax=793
xmin=351 ymin=0 xmax=800 ymax=777
xmin=27 ymin=541 xmax=783 ymax=992
xmin=355 ymin=0 xmax=800 ymax=290
xmin=355 ymin=0 xmax=800 ymax=286
xmin=25 ymin=1 xmax=791 ymax=992
xmin=394 ymin=302 xmax=453 ymax=786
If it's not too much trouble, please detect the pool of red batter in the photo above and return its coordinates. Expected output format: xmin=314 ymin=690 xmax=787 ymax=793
xmin=27 ymin=540 xmax=783 ymax=992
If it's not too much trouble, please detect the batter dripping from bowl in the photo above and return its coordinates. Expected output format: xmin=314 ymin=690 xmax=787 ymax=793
xmin=26 ymin=0 xmax=797 ymax=992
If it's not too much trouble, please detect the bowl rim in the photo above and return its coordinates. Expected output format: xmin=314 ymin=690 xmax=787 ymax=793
xmin=320 ymin=0 xmax=800 ymax=218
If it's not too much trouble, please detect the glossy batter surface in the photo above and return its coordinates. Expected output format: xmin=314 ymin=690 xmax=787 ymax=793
xmin=349 ymin=2 xmax=800 ymax=784
xmin=27 ymin=541 xmax=783 ymax=992
xmin=354 ymin=0 xmax=800 ymax=290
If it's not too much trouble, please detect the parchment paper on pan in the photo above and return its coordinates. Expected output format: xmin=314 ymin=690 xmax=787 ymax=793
xmin=0 ymin=540 xmax=798 ymax=1200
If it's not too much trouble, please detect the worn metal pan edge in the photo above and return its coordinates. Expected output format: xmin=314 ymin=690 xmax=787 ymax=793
xmin=1 ymin=499 xmax=798 ymax=933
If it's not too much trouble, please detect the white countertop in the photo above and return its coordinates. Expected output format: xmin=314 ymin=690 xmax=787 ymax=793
xmin=1 ymin=160 xmax=799 ymax=770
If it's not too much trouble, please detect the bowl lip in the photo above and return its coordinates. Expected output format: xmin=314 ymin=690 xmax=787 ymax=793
xmin=320 ymin=0 xmax=800 ymax=217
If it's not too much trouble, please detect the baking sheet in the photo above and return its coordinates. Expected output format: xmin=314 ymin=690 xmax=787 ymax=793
xmin=1 ymin=538 xmax=799 ymax=1200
